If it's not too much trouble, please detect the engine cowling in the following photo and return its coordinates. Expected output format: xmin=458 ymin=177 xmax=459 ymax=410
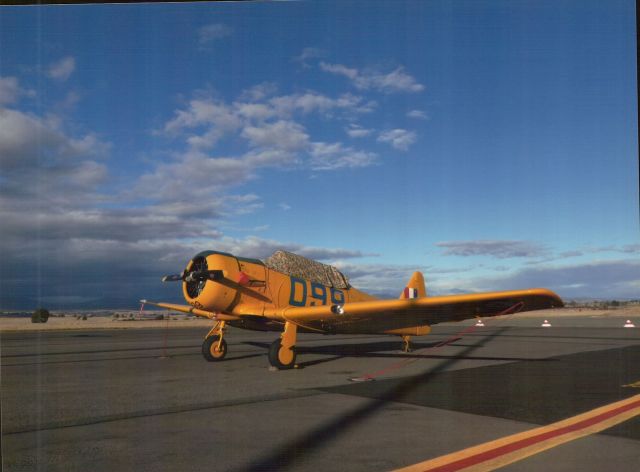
xmin=182 ymin=252 xmax=242 ymax=313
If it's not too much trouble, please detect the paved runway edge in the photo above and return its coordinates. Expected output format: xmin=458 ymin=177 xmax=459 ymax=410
xmin=394 ymin=394 xmax=640 ymax=472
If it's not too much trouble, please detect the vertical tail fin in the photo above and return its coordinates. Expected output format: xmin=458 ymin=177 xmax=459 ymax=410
xmin=400 ymin=271 xmax=427 ymax=299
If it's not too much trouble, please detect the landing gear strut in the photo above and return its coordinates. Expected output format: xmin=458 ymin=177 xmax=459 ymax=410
xmin=202 ymin=321 xmax=227 ymax=361
xmin=401 ymin=335 xmax=412 ymax=353
xmin=268 ymin=321 xmax=298 ymax=369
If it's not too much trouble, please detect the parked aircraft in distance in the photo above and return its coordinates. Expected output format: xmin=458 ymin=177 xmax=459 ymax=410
xmin=142 ymin=250 xmax=563 ymax=369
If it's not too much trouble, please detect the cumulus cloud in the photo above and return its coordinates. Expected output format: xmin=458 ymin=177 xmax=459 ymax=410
xmin=474 ymin=260 xmax=640 ymax=299
xmin=309 ymin=142 xmax=377 ymax=170
xmin=319 ymin=62 xmax=424 ymax=93
xmin=239 ymin=82 xmax=278 ymax=102
xmin=377 ymin=128 xmax=417 ymax=151
xmin=0 ymin=76 xmax=34 ymax=105
xmin=47 ymin=56 xmax=76 ymax=81
xmin=268 ymin=91 xmax=376 ymax=117
xmin=0 ymin=68 xmax=422 ymax=308
xmin=135 ymin=152 xmax=254 ymax=202
xmin=345 ymin=124 xmax=373 ymax=138
xmin=436 ymin=240 xmax=550 ymax=259
xmin=242 ymin=120 xmax=309 ymax=151
xmin=162 ymin=98 xmax=242 ymax=151
xmin=292 ymin=47 xmax=326 ymax=67
xmin=0 ymin=107 xmax=110 ymax=198
xmin=331 ymin=261 xmax=426 ymax=297
xmin=154 ymin=86 xmax=380 ymax=186
xmin=198 ymin=23 xmax=233 ymax=45
xmin=407 ymin=109 xmax=428 ymax=119
xmin=213 ymin=236 xmax=370 ymax=262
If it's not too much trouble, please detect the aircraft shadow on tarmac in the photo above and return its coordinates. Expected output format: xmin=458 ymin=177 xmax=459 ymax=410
xmin=236 ymin=328 xmax=512 ymax=471
xmin=243 ymin=339 xmax=557 ymax=369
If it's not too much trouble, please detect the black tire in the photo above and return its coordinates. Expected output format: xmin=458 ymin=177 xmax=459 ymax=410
xmin=202 ymin=336 xmax=227 ymax=362
xmin=268 ymin=338 xmax=296 ymax=370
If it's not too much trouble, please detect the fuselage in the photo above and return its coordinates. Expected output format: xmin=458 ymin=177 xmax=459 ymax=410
xmin=182 ymin=250 xmax=377 ymax=332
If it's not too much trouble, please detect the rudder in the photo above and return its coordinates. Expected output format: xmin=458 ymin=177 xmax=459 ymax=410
xmin=400 ymin=271 xmax=427 ymax=299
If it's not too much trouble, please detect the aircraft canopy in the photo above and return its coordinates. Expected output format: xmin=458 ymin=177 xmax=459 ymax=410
xmin=264 ymin=250 xmax=350 ymax=289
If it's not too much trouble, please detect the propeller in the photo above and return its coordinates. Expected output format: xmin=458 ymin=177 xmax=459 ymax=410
xmin=161 ymin=269 xmax=224 ymax=283
xmin=161 ymin=272 xmax=185 ymax=282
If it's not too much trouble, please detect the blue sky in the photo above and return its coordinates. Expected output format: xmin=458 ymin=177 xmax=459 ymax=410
xmin=0 ymin=0 xmax=637 ymax=309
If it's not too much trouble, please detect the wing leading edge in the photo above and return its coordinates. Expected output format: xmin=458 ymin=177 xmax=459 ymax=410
xmin=262 ymin=288 xmax=563 ymax=334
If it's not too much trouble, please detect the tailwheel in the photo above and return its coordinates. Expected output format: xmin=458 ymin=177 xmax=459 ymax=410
xmin=202 ymin=335 xmax=227 ymax=362
xmin=268 ymin=338 xmax=296 ymax=370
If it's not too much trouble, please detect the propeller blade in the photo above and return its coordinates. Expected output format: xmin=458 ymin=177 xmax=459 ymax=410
xmin=183 ymin=269 xmax=225 ymax=283
xmin=162 ymin=273 xmax=184 ymax=282
xmin=162 ymin=269 xmax=225 ymax=283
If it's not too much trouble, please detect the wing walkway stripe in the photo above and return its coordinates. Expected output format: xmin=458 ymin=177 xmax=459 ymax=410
xmin=394 ymin=394 xmax=640 ymax=472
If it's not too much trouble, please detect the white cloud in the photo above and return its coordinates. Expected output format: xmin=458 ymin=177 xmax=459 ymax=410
xmin=279 ymin=203 xmax=292 ymax=211
xmin=377 ymin=128 xmax=417 ymax=151
xmin=164 ymin=98 xmax=240 ymax=133
xmin=345 ymin=124 xmax=373 ymax=138
xmin=436 ymin=240 xmax=550 ymax=259
xmin=319 ymin=62 xmax=359 ymax=80
xmin=473 ymin=259 xmax=640 ymax=299
xmin=242 ymin=120 xmax=309 ymax=152
xmin=162 ymin=98 xmax=242 ymax=149
xmin=47 ymin=56 xmax=76 ymax=82
xmin=407 ymin=109 xmax=428 ymax=119
xmin=0 ymin=107 xmax=109 ymax=173
xmin=213 ymin=236 xmax=368 ymax=262
xmin=135 ymin=152 xmax=253 ymax=202
xmin=235 ymin=102 xmax=276 ymax=121
xmin=331 ymin=261 xmax=424 ymax=297
xmin=292 ymin=47 xmax=326 ymax=67
xmin=198 ymin=23 xmax=233 ymax=45
xmin=239 ymin=82 xmax=278 ymax=102
xmin=268 ymin=92 xmax=375 ymax=117
xmin=309 ymin=141 xmax=377 ymax=170
xmin=320 ymin=62 xmax=424 ymax=93
xmin=243 ymin=148 xmax=298 ymax=167
xmin=0 ymin=76 xmax=33 ymax=105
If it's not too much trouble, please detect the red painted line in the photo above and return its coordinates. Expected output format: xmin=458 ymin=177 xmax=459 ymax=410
xmin=425 ymin=397 xmax=640 ymax=471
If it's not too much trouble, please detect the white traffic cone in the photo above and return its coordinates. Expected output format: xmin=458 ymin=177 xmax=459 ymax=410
xmin=475 ymin=318 xmax=485 ymax=327
xmin=541 ymin=319 xmax=552 ymax=327
xmin=623 ymin=320 xmax=635 ymax=328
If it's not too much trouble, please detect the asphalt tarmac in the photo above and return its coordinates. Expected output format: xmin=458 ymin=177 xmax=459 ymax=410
xmin=2 ymin=317 xmax=640 ymax=471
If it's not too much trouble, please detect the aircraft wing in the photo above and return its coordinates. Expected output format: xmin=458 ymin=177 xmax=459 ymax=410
xmin=140 ymin=300 xmax=240 ymax=321
xmin=262 ymin=288 xmax=562 ymax=334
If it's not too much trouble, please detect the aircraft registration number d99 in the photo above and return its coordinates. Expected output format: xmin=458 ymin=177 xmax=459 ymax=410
xmin=289 ymin=277 xmax=344 ymax=307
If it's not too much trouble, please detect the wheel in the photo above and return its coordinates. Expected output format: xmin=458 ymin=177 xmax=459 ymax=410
xmin=268 ymin=338 xmax=296 ymax=370
xmin=202 ymin=335 xmax=227 ymax=362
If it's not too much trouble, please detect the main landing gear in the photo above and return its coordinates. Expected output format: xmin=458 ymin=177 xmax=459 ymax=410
xmin=268 ymin=322 xmax=297 ymax=369
xmin=401 ymin=335 xmax=412 ymax=353
xmin=202 ymin=321 xmax=227 ymax=361
xmin=201 ymin=320 xmax=299 ymax=369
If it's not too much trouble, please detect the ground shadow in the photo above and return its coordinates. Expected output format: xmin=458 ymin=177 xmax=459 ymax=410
xmin=237 ymin=327 xmax=515 ymax=471
xmin=244 ymin=339 xmax=556 ymax=365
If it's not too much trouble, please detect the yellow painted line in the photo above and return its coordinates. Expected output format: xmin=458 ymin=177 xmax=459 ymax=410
xmin=622 ymin=380 xmax=640 ymax=388
xmin=394 ymin=394 xmax=640 ymax=472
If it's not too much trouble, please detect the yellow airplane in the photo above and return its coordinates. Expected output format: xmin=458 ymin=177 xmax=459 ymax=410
xmin=142 ymin=250 xmax=563 ymax=369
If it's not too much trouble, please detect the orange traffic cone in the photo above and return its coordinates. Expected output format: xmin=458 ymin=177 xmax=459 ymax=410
xmin=623 ymin=320 xmax=635 ymax=328
xmin=541 ymin=319 xmax=552 ymax=327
